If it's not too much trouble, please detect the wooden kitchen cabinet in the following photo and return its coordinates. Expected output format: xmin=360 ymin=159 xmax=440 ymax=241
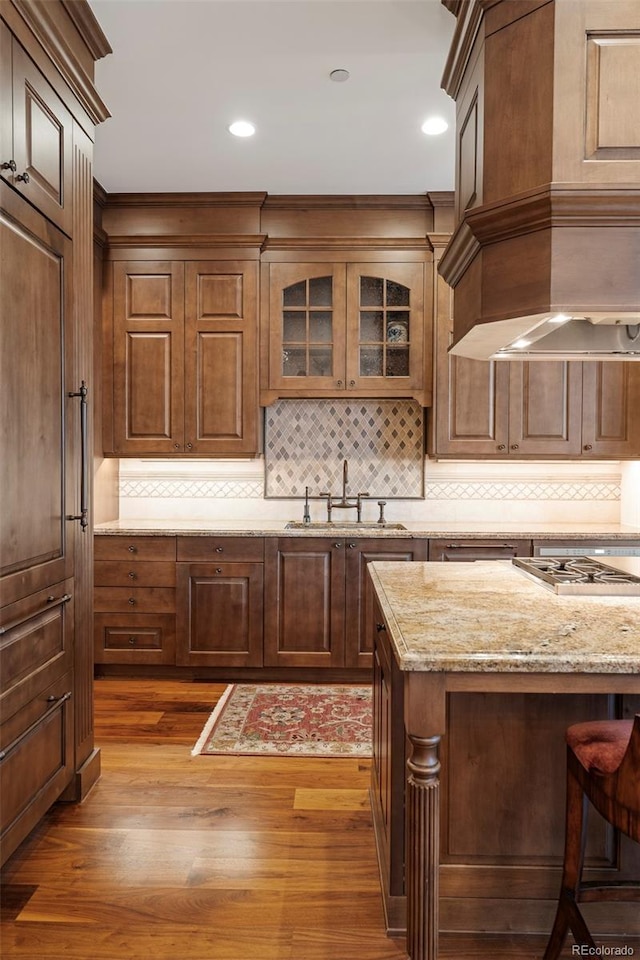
xmin=264 ymin=536 xmax=426 ymax=670
xmin=260 ymin=260 xmax=428 ymax=404
xmin=1 ymin=0 xmax=110 ymax=866
xmin=428 ymin=539 xmax=531 ymax=562
xmin=0 ymin=21 xmax=73 ymax=236
xmin=104 ymin=259 xmax=259 ymax=456
xmin=264 ymin=538 xmax=346 ymax=669
xmin=430 ymin=295 xmax=640 ymax=459
xmin=176 ymin=536 xmax=264 ymax=668
xmin=345 ymin=538 xmax=428 ymax=668
xmin=94 ymin=536 xmax=177 ymax=665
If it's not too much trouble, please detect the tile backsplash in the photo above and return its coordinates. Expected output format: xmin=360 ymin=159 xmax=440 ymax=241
xmin=264 ymin=400 xmax=424 ymax=499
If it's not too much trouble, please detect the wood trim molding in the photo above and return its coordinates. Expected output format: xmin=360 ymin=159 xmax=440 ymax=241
xmin=441 ymin=0 xmax=484 ymax=99
xmin=61 ymin=0 xmax=112 ymax=60
xmin=263 ymin=195 xmax=433 ymax=211
xmin=11 ymin=0 xmax=111 ymax=124
xmin=261 ymin=236 xmax=434 ymax=252
xmin=103 ymin=192 xmax=268 ymax=208
xmin=439 ymin=185 xmax=640 ymax=285
xmin=105 ymin=233 xmax=267 ymax=250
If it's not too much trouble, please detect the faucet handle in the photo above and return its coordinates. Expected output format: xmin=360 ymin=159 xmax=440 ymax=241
xmin=377 ymin=500 xmax=387 ymax=524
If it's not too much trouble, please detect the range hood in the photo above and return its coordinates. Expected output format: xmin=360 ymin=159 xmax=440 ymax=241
xmin=438 ymin=0 xmax=640 ymax=362
xmin=450 ymin=313 xmax=640 ymax=362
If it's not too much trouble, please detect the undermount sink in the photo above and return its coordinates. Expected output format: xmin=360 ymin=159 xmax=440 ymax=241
xmin=285 ymin=521 xmax=407 ymax=531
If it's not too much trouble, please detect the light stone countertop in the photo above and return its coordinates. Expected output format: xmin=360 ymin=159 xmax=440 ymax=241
xmin=368 ymin=560 xmax=640 ymax=675
xmin=93 ymin=519 xmax=640 ymax=540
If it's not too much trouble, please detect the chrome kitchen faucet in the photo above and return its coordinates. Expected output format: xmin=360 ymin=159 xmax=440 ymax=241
xmin=319 ymin=460 xmax=370 ymax=522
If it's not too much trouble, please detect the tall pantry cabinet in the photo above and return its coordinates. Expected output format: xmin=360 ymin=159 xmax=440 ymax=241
xmin=0 ymin=0 xmax=110 ymax=866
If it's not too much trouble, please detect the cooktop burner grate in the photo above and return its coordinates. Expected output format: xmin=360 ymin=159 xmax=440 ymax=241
xmin=512 ymin=557 xmax=640 ymax=595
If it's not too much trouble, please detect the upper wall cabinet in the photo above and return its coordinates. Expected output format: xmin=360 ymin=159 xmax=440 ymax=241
xmin=0 ymin=22 xmax=73 ymax=236
xmin=102 ymin=259 xmax=259 ymax=457
xmin=429 ymin=292 xmax=640 ymax=459
xmin=260 ymin=260 xmax=430 ymax=405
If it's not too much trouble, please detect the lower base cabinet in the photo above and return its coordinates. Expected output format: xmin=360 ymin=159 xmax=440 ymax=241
xmin=176 ymin=562 xmax=264 ymax=667
xmin=264 ymin=537 xmax=428 ymax=670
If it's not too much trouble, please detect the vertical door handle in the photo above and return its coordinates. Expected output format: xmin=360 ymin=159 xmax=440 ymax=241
xmin=66 ymin=381 xmax=89 ymax=529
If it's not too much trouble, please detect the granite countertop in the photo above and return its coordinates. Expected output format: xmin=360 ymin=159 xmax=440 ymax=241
xmin=368 ymin=560 xmax=640 ymax=675
xmin=93 ymin=519 xmax=640 ymax=540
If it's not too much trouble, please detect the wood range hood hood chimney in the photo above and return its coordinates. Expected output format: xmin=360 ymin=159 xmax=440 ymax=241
xmin=438 ymin=0 xmax=640 ymax=361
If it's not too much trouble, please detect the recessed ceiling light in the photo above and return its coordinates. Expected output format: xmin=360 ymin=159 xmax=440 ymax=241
xmin=421 ymin=117 xmax=448 ymax=136
xmin=329 ymin=68 xmax=350 ymax=82
xmin=228 ymin=120 xmax=256 ymax=138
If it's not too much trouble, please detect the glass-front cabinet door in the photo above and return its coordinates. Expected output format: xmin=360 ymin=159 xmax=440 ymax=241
xmin=263 ymin=260 xmax=426 ymax=401
xmin=346 ymin=262 xmax=425 ymax=394
xmin=267 ymin=263 xmax=346 ymax=392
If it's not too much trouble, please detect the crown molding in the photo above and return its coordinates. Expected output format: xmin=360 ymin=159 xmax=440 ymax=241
xmin=103 ymin=192 xmax=268 ymax=208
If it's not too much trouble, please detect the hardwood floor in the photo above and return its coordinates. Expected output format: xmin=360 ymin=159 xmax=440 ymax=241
xmin=0 ymin=678 xmax=623 ymax=959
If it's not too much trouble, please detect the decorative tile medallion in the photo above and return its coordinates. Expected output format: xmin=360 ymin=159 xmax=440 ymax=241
xmin=264 ymin=399 xmax=424 ymax=499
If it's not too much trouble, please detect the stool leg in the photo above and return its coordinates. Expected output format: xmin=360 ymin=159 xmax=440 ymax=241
xmin=543 ymin=764 xmax=596 ymax=959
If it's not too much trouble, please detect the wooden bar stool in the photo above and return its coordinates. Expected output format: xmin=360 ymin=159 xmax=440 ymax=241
xmin=543 ymin=713 xmax=640 ymax=959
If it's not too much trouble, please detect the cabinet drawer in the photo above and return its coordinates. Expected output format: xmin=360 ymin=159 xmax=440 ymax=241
xmin=94 ymin=561 xmax=176 ymax=588
xmin=428 ymin=539 xmax=532 ymax=562
xmin=0 ymin=670 xmax=74 ymax=865
xmin=0 ymin=580 xmax=73 ymax=722
xmin=176 ymin=536 xmax=264 ymax=563
xmin=94 ymin=613 xmax=176 ymax=665
xmin=94 ymin=536 xmax=177 ymax=562
xmin=94 ymin=587 xmax=176 ymax=614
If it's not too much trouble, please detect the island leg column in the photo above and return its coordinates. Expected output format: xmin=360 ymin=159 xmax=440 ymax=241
xmin=404 ymin=674 xmax=446 ymax=960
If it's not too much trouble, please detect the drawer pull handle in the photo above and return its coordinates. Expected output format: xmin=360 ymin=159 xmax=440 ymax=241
xmin=376 ymin=622 xmax=386 ymax=632
xmin=66 ymin=382 xmax=89 ymax=530
xmin=128 ymin=636 xmax=137 ymax=645
xmin=128 ymin=597 xmax=136 ymax=605
xmin=445 ymin=543 xmax=516 ymax=550
xmin=128 ymin=545 xmax=137 ymax=553
xmin=0 ymin=593 xmax=71 ymax=635
xmin=0 ymin=691 xmax=72 ymax=762
xmin=215 ymin=546 xmax=224 ymax=553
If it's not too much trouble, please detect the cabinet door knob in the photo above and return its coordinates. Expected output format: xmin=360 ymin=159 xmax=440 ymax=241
xmin=128 ymin=545 xmax=137 ymax=553
xmin=349 ymin=379 xmax=356 ymax=387
xmin=583 ymin=444 xmax=593 ymax=451
xmin=15 ymin=171 xmax=30 ymax=183
xmin=174 ymin=442 xmax=180 ymax=449
xmin=333 ymin=543 xmax=342 ymax=549
xmin=128 ymin=571 xmax=137 ymax=580
xmin=128 ymin=636 xmax=137 ymax=645
xmin=336 ymin=380 xmax=343 ymax=388
xmin=128 ymin=597 xmax=136 ymax=605
xmin=376 ymin=622 xmax=386 ymax=632
xmin=1 ymin=160 xmax=17 ymax=172
xmin=215 ymin=567 xmax=223 ymax=574
xmin=215 ymin=546 xmax=224 ymax=553
xmin=186 ymin=442 xmax=193 ymax=450
xmin=497 ymin=444 xmax=506 ymax=451
xmin=510 ymin=444 xmax=519 ymax=450
xmin=348 ymin=542 xmax=356 ymax=549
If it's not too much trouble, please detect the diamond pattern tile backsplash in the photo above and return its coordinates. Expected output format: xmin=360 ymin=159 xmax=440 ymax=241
xmin=264 ymin=400 xmax=424 ymax=498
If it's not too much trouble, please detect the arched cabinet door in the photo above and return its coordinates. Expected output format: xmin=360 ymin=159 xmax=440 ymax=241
xmin=260 ymin=259 xmax=429 ymax=404
xmin=345 ymin=262 xmax=425 ymax=397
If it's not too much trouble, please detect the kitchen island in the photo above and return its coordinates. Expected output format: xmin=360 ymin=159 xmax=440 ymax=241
xmin=368 ymin=560 xmax=640 ymax=960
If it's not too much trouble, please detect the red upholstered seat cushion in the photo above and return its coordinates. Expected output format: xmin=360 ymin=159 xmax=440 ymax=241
xmin=567 ymin=719 xmax=634 ymax=776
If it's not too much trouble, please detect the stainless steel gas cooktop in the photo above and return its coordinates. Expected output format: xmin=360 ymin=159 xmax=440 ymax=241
xmin=512 ymin=557 xmax=640 ymax=596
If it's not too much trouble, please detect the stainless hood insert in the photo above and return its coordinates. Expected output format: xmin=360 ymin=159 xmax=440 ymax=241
xmin=450 ymin=314 xmax=640 ymax=363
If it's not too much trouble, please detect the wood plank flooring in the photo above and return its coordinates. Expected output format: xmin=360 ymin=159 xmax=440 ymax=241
xmin=0 ymin=678 xmax=626 ymax=959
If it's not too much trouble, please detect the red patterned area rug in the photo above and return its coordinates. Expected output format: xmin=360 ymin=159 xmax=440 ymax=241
xmin=191 ymin=683 xmax=372 ymax=758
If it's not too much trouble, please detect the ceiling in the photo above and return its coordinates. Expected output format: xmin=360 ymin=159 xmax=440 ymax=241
xmin=88 ymin=0 xmax=457 ymax=196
